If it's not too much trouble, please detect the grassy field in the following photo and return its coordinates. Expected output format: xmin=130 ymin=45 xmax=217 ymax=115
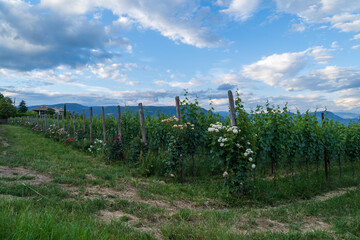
xmin=0 ymin=125 xmax=359 ymax=239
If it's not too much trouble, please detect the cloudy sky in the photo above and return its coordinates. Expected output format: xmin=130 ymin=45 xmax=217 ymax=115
xmin=1 ymin=0 xmax=360 ymax=113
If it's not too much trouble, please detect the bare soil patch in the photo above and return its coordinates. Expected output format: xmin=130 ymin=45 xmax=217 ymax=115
xmin=99 ymin=209 xmax=140 ymax=223
xmin=314 ymin=187 xmax=357 ymax=201
xmin=69 ymin=184 xmax=196 ymax=213
xmin=232 ymin=216 xmax=331 ymax=234
xmin=99 ymin=210 xmax=164 ymax=239
xmin=0 ymin=135 xmax=10 ymax=147
xmin=0 ymin=166 xmax=52 ymax=184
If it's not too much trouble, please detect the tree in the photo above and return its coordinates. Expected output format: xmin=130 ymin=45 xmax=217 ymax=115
xmin=0 ymin=94 xmax=17 ymax=119
xmin=46 ymin=108 xmax=55 ymax=115
xmin=18 ymin=100 xmax=28 ymax=113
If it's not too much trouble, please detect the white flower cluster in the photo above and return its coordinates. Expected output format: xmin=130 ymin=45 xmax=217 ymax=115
xmin=208 ymin=122 xmax=240 ymax=134
xmin=244 ymin=148 xmax=256 ymax=169
xmin=244 ymin=148 xmax=253 ymax=157
xmin=88 ymin=139 xmax=106 ymax=152
xmin=218 ymin=136 xmax=228 ymax=147
xmin=173 ymin=122 xmax=194 ymax=130
xmin=94 ymin=139 xmax=105 ymax=145
xmin=161 ymin=116 xmax=179 ymax=123
xmin=218 ymin=137 xmax=228 ymax=143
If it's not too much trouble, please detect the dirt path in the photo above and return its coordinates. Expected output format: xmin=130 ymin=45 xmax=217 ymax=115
xmin=0 ymin=166 xmax=52 ymax=184
xmin=1 ymin=163 xmax=356 ymax=239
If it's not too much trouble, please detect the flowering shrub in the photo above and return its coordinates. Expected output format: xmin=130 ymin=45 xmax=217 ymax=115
xmin=208 ymin=97 xmax=255 ymax=197
xmin=32 ymin=124 xmax=41 ymax=132
xmin=163 ymin=117 xmax=195 ymax=182
xmin=88 ymin=139 xmax=106 ymax=156
xmin=62 ymin=137 xmax=75 ymax=145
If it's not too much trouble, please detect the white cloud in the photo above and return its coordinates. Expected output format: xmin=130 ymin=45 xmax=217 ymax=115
xmin=241 ymin=51 xmax=308 ymax=86
xmin=221 ymin=0 xmax=261 ymax=21
xmin=333 ymin=89 xmax=360 ymax=110
xmin=241 ymin=46 xmax=333 ymax=87
xmin=329 ymin=14 xmax=360 ymax=32
xmin=89 ymin=62 xmax=137 ymax=81
xmin=308 ymin=46 xmax=333 ymax=64
xmin=331 ymin=41 xmax=339 ymax=48
xmin=352 ymin=44 xmax=360 ymax=49
xmin=275 ymin=0 xmax=360 ymax=35
xmin=210 ymin=98 xmax=228 ymax=106
xmin=352 ymin=33 xmax=360 ymax=40
xmin=40 ymin=0 xmax=224 ymax=48
xmin=291 ymin=22 xmax=306 ymax=32
xmin=156 ymin=78 xmax=204 ymax=89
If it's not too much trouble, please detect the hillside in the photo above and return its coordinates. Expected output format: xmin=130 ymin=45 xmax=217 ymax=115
xmin=28 ymin=103 xmax=359 ymax=123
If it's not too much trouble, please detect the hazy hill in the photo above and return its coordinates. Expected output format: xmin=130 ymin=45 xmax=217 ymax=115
xmin=29 ymin=103 xmax=359 ymax=124
xmin=29 ymin=103 xmax=196 ymax=118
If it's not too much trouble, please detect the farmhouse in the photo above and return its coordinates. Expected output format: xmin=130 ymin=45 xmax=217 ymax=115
xmin=32 ymin=106 xmax=64 ymax=115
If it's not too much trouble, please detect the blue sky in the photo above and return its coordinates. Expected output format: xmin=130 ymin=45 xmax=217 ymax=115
xmin=1 ymin=0 xmax=360 ymax=113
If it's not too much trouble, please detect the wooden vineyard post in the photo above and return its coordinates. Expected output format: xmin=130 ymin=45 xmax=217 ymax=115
xmin=228 ymin=90 xmax=236 ymax=126
xmin=138 ymin=103 xmax=147 ymax=144
xmin=175 ymin=96 xmax=185 ymax=182
xmin=117 ymin=105 xmax=122 ymax=143
xmin=66 ymin=111 xmax=70 ymax=133
xmin=62 ymin=112 xmax=65 ymax=130
xmin=82 ymin=110 xmax=86 ymax=134
xmin=89 ymin=107 xmax=93 ymax=143
xmin=53 ymin=114 xmax=55 ymax=126
xmin=322 ymin=113 xmax=329 ymax=182
xmin=36 ymin=115 xmax=39 ymax=125
xmin=101 ymin=106 xmax=106 ymax=141
xmin=57 ymin=113 xmax=59 ymax=128
xmin=175 ymin=96 xmax=181 ymax=123
xmin=73 ymin=111 xmax=76 ymax=136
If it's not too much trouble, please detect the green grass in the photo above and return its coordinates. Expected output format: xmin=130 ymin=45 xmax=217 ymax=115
xmin=1 ymin=125 xmax=360 ymax=239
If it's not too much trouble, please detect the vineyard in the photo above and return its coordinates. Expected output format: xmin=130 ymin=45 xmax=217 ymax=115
xmin=8 ymin=90 xmax=360 ymax=198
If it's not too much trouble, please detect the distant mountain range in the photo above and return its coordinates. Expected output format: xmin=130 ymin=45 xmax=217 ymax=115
xmin=28 ymin=103 xmax=360 ymax=124
xmin=29 ymin=103 xmax=190 ymax=118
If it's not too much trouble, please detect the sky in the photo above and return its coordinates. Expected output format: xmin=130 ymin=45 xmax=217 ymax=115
xmin=1 ymin=0 xmax=360 ymax=113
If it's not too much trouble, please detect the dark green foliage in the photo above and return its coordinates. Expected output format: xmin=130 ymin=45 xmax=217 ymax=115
xmin=18 ymin=100 xmax=28 ymax=113
xmin=105 ymin=137 xmax=124 ymax=162
xmin=127 ymin=136 xmax=148 ymax=165
xmin=0 ymin=94 xmax=17 ymax=119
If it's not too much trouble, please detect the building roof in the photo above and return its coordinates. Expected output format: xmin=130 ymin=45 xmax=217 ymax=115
xmin=53 ymin=107 xmax=64 ymax=112
xmin=32 ymin=106 xmax=51 ymax=111
xmin=32 ymin=106 xmax=64 ymax=112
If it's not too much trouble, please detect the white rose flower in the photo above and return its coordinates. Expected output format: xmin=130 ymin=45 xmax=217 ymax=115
xmin=252 ymin=164 xmax=256 ymax=169
xmin=220 ymin=143 xmax=224 ymax=147
xmin=223 ymin=171 xmax=228 ymax=177
xmin=249 ymin=157 xmax=253 ymax=162
xmin=233 ymin=129 xmax=238 ymax=134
